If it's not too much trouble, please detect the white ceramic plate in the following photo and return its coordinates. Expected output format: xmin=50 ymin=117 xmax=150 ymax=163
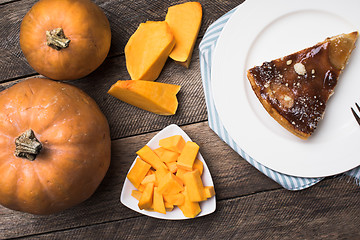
xmin=211 ymin=0 xmax=360 ymax=177
xmin=120 ymin=124 xmax=216 ymax=220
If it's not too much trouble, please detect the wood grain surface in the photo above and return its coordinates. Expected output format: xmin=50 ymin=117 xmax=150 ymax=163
xmin=1 ymin=0 xmax=360 ymax=239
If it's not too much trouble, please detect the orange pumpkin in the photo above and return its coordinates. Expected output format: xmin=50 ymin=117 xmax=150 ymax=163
xmin=20 ymin=0 xmax=111 ymax=80
xmin=0 ymin=78 xmax=111 ymax=215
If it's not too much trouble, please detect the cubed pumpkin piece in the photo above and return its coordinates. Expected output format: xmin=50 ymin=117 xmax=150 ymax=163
xmin=175 ymin=168 xmax=189 ymax=183
xmin=138 ymin=184 xmax=146 ymax=192
xmin=159 ymin=135 xmax=185 ymax=153
xmin=193 ymin=158 xmax=203 ymax=175
xmin=163 ymin=193 xmax=185 ymax=206
xmin=108 ymin=80 xmax=181 ymax=115
xmin=127 ymin=157 xmax=151 ymax=188
xmin=153 ymin=187 xmax=166 ymax=214
xmin=183 ymin=169 xmax=206 ymax=202
xmin=166 ymin=162 xmax=178 ymax=173
xmin=146 ymin=169 xmax=156 ymax=176
xmin=153 ymin=147 xmax=166 ymax=158
xmin=138 ymin=183 xmax=155 ymax=210
xmin=160 ymin=149 xmax=180 ymax=163
xmin=178 ymin=187 xmax=201 ymax=218
xmin=138 ymin=184 xmax=145 ymax=192
xmin=164 ymin=202 xmax=174 ymax=211
xmin=136 ymin=145 xmax=168 ymax=170
xmin=177 ymin=141 xmax=199 ymax=171
xmin=141 ymin=174 xmax=157 ymax=186
xmin=158 ymin=172 xmax=184 ymax=195
xmin=155 ymin=165 xmax=170 ymax=183
xmin=165 ymin=2 xmax=202 ymax=68
xmin=125 ymin=21 xmax=175 ymax=81
xmin=131 ymin=190 xmax=142 ymax=201
xmin=154 ymin=147 xmax=180 ymax=163
xmin=204 ymin=186 xmax=215 ymax=199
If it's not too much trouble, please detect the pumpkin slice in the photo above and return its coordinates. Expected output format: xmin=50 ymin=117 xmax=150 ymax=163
xmin=178 ymin=187 xmax=201 ymax=218
xmin=138 ymin=183 xmax=155 ymax=210
xmin=183 ymin=169 xmax=206 ymax=202
xmin=204 ymin=186 xmax=216 ymax=199
xmin=131 ymin=190 xmax=143 ymax=201
xmin=165 ymin=2 xmax=202 ymax=68
xmin=108 ymin=80 xmax=180 ymax=115
xmin=176 ymin=141 xmax=199 ymax=171
xmin=125 ymin=21 xmax=175 ymax=81
xmin=153 ymin=187 xmax=166 ymax=214
xmin=159 ymin=135 xmax=186 ymax=153
xmin=127 ymin=157 xmax=152 ymax=188
xmin=136 ymin=145 xmax=168 ymax=171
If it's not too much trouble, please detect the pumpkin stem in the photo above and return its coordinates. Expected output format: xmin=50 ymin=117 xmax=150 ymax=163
xmin=14 ymin=129 xmax=42 ymax=161
xmin=46 ymin=28 xmax=70 ymax=50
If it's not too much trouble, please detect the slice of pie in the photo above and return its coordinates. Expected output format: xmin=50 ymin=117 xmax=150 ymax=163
xmin=247 ymin=31 xmax=358 ymax=139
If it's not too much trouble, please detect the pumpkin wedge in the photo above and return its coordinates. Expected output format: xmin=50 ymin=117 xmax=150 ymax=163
xmin=125 ymin=21 xmax=175 ymax=81
xmin=165 ymin=2 xmax=202 ymax=68
xmin=108 ymin=80 xmax=181 ymax=115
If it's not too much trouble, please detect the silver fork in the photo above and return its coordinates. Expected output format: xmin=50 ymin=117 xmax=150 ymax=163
xmin=351 ymin=103 xmax=360 ymax=125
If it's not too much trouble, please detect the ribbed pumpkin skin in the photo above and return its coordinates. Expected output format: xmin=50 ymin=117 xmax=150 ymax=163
xmin=20 ymin=0 xmax=111 ymax=80
xmin=0 ymin=78 xmax=111 ymax=215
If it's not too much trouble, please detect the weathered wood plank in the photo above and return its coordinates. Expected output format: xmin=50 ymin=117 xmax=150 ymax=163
xmin=0 ymin=122 xmax=280 ymax=239
xmin=13 ymin=178 xmax=360 ymax=240
xmin=0 ymin=0 xmax=245 ymax=81
xmin=0 ymin=41 xmax=208 ymax=139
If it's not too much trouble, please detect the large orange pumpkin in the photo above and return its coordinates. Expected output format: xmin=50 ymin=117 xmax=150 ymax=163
xmin=0 ymin=78 xmax=111 ymax=215
xmin=20 ymin=0 xmax=111 ymax=80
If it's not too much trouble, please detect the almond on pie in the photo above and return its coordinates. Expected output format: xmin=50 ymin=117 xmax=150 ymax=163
xmin=247 ymin=31 xmax=358 ymax=139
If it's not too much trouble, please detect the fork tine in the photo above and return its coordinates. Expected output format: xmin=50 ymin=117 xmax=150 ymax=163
xmin=351 ymin=107 xmax=360 ymax=125
xmin=356 ymin=102 xmax=360 ymax=112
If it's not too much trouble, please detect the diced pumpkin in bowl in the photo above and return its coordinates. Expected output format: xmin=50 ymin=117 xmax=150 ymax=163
xmin=141 ymin=174 xmax=157 ymax=186
xmin=183 ymin=169 xmax=206 ymax=202
xmin=123 ymin=125 xmax=216 ymax=219
xmin=160 ymin=148 xmax=180 ymax=163
xmin=125 ymin=21 xmax=175 ymax=81
xmin=131 ymin=190 xmax=142 ymax=201
xmin=164 ymin=202 xmax=174 ymax=211
xmin=193 ymin=158 xmax=203 ymax=175
xmin=175 ymin=168 xmax=189 ymax=183
xmin=136 ymin=145 xmax=168 ymax=170
xmin=108 ymin=80 xmax=181 ymax=115
xmin=165 ymin=2 xmax=202 ymax=68
xmin=178 ymin=187 xmax=201 ymax=218
xmin=159 ymin=135 xmax=185 ymax=153
xmin=177 ymin=141 xmax=199 ymax=171
xmin=158 ymin=172 xmax=184 ymax=195
xmin=127 ymin=158 xmax=151 ymax=188
xmin=146 ymin=169 xmax=156 ymax=176
xmin=138 ymin=183 xmax=155 ymax=210
xmin=166 ymin=162 xmax=178 ymax=173
xmin=204 ymin=186 xmax=215 ymax=199
xmin=138 ymin=184 xmax=146 ymax=192
xmin=163 ymin=193 xmax=185 ymax=206
xmin=153 ymin=147 xmax=167 ymax=158
xmin=153 ymin=187 xmax=166 ymax=214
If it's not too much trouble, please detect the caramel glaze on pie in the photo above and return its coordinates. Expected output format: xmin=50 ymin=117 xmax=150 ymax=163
xmin=247 ymin=31 xmax=358 ymax=139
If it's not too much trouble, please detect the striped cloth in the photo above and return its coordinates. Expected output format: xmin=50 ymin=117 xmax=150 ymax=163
xmin=199 ymin=6 xmax=360 ymax=190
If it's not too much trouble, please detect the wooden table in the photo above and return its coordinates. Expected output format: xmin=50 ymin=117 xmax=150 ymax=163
xmin=1 ymin=0 xmax=360 ymax=239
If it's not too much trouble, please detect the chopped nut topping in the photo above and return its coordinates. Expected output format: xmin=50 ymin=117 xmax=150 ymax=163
xmin=294 ymin=63 xmax=306 ymax=75
xmin=286 ymin=60 xmax=292 ymax=65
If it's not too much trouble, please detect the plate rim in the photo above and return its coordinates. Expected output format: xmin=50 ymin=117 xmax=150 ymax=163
xmin=211 ymin=0 xmax=360 ymax=177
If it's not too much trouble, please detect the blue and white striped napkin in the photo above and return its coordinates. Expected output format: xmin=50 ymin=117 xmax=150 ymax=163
xmin=199 ymin=6 xmax=360 ymax=190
